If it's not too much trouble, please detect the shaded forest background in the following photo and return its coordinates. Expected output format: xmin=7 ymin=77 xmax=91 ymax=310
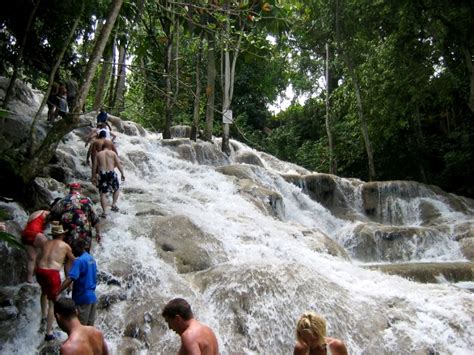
xmin=1 ymin=0 xmax=473 ymax=198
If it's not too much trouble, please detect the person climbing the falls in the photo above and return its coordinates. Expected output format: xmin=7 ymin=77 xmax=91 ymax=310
xmin=35 ymin=221 xmax=75 ymax=341
xmin=91 ymin=143 xmax=125 ymax=218
xmin=86 ymin=130 xmax=118 ymax=166
xmin=54 ymin=298 xmax=109 ymax=354
xmin=54 ymin=183 xmax=101 ymax=252
xmin=21 ymin=206 xmax=54 ymax=283
xmin=162 ymin=298 xmax=219 ymax=355
xmin=56 ymin=238 xmax=98 ymax=327
xmin=293 ymin=312 xmax=348 ymax=355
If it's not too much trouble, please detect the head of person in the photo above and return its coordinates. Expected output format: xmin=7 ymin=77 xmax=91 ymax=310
xmin=54 ymin=298 xmax=78 ymax=331
xmin=50 ymin=221 xmax=67 ymax=240
xmin=69 ymin=182 xmax=81 ymax=194
xmin=102 ymin=140 xmax=114 ymax=151
xmin=162 ymin=298 xmax=194 ymax=334
xmin=58 ymin=85 xmax=67 ymax=96
xmin=98 ymin=130 xmax=107 ymax=139
xmin=50 ymin=197 xmax=62 ymax=210
xmin=296 ymin=312 xmax=327 ymax=348
xmin=72 ymin=238 xmax=86 ymax=257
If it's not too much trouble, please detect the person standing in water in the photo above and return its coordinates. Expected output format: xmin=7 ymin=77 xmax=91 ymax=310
xmin=35 ymin=221 xmax=75 ymax=341
xmin=293 ymin=312 xmax=348 ymax=355
xmin=54 ymin=298 xmax=109 ymax=354
xmin=21 ymin=208 xmax=52 ymax=283
xmin=91 ymin=144 xmax=125 ymax=218
xmin=162 ymin=298 xmax=219 ymax=355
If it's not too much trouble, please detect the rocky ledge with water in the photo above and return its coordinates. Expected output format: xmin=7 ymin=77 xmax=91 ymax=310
xmin=1 ymin=80 xmax=473 ymax=354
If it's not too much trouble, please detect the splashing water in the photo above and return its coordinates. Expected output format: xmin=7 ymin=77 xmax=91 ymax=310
xmin=2 ymin=121 xmax=473 ymax=354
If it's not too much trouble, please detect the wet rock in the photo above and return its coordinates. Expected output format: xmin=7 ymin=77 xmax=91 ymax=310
xmin=300 ymin=229 xmax=350 ymax=260
xmin=108 ymin=115 xmax=124 ymax=132
xmin=135 ymin=209 xmax=166 ymax=217
xmin=150 ymin=215 xmax=226 ymax=273
xmin=126 ymin=150 xmax=150 ymax=170
xmin=98 ymin=291 xmax=127 ymax=310
xmin=163 ymin=140 xmax=229 ymax=165
xmin=161 ymin=138 xmax=190 ymax=147
xmin=0 ymin=305 xmax=18 ymax=321
xmin=0 ymin=218 xmax=26 ymax=284
xmin=365 ymin=262 xmax=474 ymax=283
xmin=123 ymin=187 xmax=145 ymax=195
xmin=170 ymin=125 xmax=191 ymax=138
xmin=123 ymin=121 xmax=144 ymax=136
xmin=118 ymin=337 xmax=144 ymax=355
xmin=122 ymin=300 xmax=170 ymax=348
xmin=347 ymin=223 xmax=450 ymax=262
xmin=237 ymin=179 xmax=284 ymax=218
xmin=217 ymin=164 xmax=257 ymax=180
xmin=459 ymin=238 xmax=474 ymax=261
xmin=234 ymin=152 xmax=264 ymax=167
xmin=97 ymin=270 xmax=122 ymax=286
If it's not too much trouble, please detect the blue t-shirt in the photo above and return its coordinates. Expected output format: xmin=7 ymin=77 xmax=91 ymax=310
xmin=68 ymin=252 xmax=97 ymax=305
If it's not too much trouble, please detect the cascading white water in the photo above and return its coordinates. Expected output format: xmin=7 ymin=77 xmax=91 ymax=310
xmin=2 ymin=117 xmax=473 ymax=354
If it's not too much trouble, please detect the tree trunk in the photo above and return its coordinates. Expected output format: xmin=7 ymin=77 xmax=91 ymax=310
xmin=204 ymin=32 xmax=216 ymax=141
xmin=414 ymin=102 xmax=428 ymax=183
xmin=106 ymin=38 xmax=117 ymax=110
xmin=29 ymin=1 xmax=84 ymax=156
xmin=325 ymin=42 xmax=336 ymax=174
xmin=74 ymin=0 xmax=124 ymax=116
xmin=462 ymin=46 xmax=474 ymax=113
xmin=92 ymin=40 xmax=113 ymax=111
xmin=2 ymin=0 xmax=41 ymax=109
xmin=163 ymin=37 xmax=173 ymax=139
xmin=221 ymin=1 xmax=241 ymax=155
xmin=344 ymin=53 xmax=376 ymax=180
xmin=191 ymin=34 xmax=203 ymax=141
xmin=335 ymin=0 xmax=374 ymax=180
xmin=112 ymin=44 xmax=127 ymax=114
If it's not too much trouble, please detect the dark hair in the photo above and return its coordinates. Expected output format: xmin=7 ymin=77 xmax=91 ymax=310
xmin=162 ymin=298 xmax=193 ymax=320
xmin=72 ymin=238 xmax=86 ymax=255
xmin=98 ymin=130 xmax=107 ymax=139
xmin=54 ymin=298 xmax=77 ymax=319
xmin=50 ymin=197 xmax=62 ymax=209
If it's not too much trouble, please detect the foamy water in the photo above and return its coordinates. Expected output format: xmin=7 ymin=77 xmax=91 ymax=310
xmin=2 ymin=122 xmax=473 ymax=354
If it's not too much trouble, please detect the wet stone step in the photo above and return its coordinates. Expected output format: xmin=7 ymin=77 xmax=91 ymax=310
xmin=363 ymin=261 xmax=474 ymax=284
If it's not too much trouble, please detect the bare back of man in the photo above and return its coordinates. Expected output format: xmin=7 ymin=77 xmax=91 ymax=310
xmin=179 ymin=319 xmax=219 ymax=355
xmin=92 ymin=147 xmax=125 ymax=216
xmin=37 ymin=239 xmax=74 ymax=271
xmin=36 ymin=234 xmax=74 ymax=340
xmin=96 ymin=148 xmax=119 ymax=172
xmin=61 ymin=325 xmax=108 ymax=355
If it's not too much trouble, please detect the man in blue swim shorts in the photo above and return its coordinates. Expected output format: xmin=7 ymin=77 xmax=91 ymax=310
xmin=91 ymin=145 xmax=125 ymax=218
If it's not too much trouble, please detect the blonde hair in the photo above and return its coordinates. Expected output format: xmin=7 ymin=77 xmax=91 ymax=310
xmin=296 ymin=311 xmax=327 ymax=347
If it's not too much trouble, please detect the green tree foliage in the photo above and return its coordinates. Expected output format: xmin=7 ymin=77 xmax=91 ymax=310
xmin=1 ymin=0 xmax=473 ymax=199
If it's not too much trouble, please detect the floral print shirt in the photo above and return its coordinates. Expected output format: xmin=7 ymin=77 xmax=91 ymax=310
xmin=57 ymin=192 xmax=99 ymax=250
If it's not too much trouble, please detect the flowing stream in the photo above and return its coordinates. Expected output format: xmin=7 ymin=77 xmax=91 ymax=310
xmin=1 ymin=114 xmax=473 ymax=354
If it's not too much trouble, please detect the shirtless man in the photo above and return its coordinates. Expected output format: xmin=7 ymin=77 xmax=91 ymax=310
xmin=36 ymin=221 xmax=75 ymax=341
xmin=162 ymin=298 xmax=219 ymax=355
xmin=86 ymin=131 xmax=118 ymax=166
xmin=54 ymin=297 xmax=109 ymax=355
xmin=91 ymin=144 xmax=125 ymax=217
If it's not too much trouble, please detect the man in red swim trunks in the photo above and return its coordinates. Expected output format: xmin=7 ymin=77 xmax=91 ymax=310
xmin=36 ymin=222 xmax=75 ymax=341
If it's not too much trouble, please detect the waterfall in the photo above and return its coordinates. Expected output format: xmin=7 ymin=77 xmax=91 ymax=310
xmin=0 ymin=86 xmax=473 ymax=354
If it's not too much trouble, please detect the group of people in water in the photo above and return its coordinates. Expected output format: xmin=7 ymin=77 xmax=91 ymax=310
xmin=17 ymin=108 xmax=126 ymax=351
xmin=15 ymin=107 xmax=349 ymax=353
